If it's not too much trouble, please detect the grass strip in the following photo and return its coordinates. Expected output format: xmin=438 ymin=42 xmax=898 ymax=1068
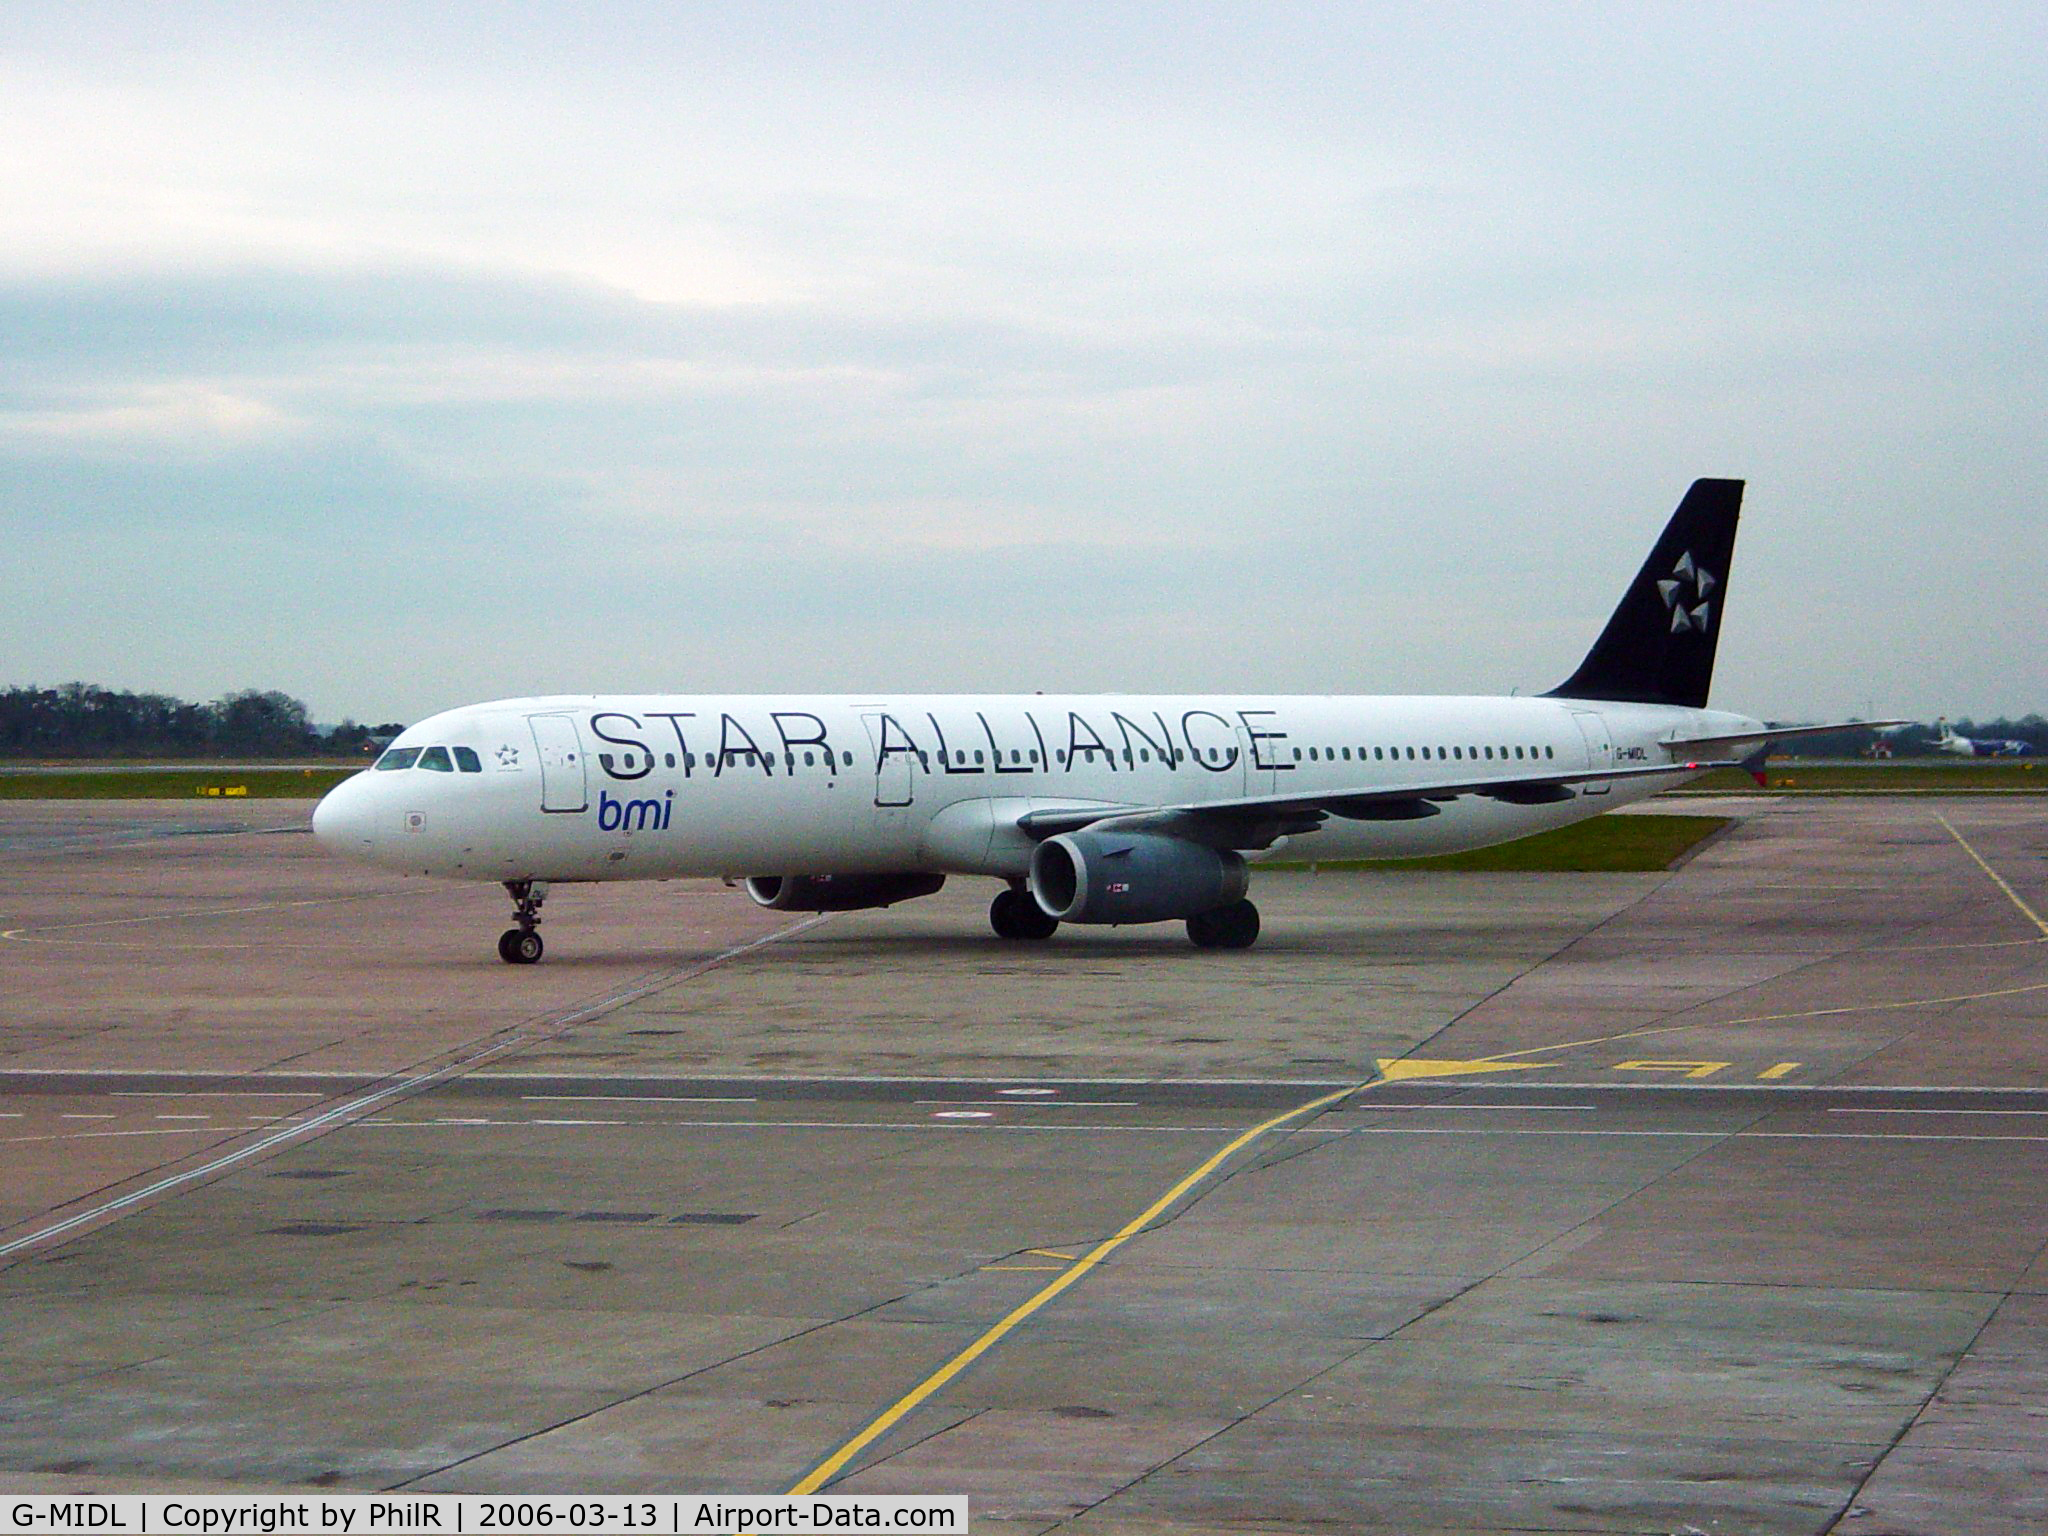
xmin=1269 ymin=812 xmax=1731 ymax=873
xmin=0 ymin=768 xmax=358 ymax=799
xmin=1686 ymin=762 xmax=2045 ymax=793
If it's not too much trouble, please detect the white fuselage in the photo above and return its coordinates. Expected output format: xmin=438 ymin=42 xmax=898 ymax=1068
xmin=312 ymin=693 xmax=1762 ymax=883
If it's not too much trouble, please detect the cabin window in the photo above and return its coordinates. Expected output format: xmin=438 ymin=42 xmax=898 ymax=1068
xmin=1514 ymin=746 xmax=1524 ymax=759
xmin=1057 ymin=751 xmax=1068 ymax=764
xmin=1483 ymin=746 xmax=1493 ymax=759
xmin=374 ymin=747 xmax=420 ymax=771
xmin=452 ymin=746 xmax=482 ymax=773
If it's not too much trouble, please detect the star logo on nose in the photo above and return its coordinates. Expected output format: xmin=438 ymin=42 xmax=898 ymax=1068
xmin=495 ymin=744 xmax=521 ymax=768
xmin=1657 ymin=551 xmax=1716 ymax=634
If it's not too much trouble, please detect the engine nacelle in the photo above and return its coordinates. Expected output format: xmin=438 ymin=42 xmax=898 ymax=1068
xmin=1029 ymin=831 xmax=1248 ymax=925
xmin=744 ymin=872 xmax=945 ymax=912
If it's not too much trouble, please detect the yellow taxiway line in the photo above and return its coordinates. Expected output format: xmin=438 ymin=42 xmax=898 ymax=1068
xmin=786 ymin=1053 xmax=1535 ymax=1494
xmin=789 ymin=812 xmax=2046 ymax=1492
xmin=1937 ymin=811 xmax=2048 ymax=937
xmin=787 ymin=1077 xmax=1358 ymax=1492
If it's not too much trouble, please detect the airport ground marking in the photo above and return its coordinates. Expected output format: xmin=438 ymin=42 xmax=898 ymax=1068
xmin=786 ymin=1073 xmax=1382 ymax=1494
xmin=1937 ymin=812 xmax=2048 ymax=937
xmin=1759 ymin=1062 xmax=1800 ymax=1080
xmin=1372 ymin=1056 xmax=1543 ymax=1082
xmin=1473 ymin=980 xmax=2048 ymax=1069
xmin=1467 ymin=822 xmax=2048 ymax=1074
xmin=0 ymin=893 xmax=391 ymax=944
xmin=1612 ymin=1059 xmax=1730 ymax=1079
xmin=0 ymin=914 xmax=831 ymax=1260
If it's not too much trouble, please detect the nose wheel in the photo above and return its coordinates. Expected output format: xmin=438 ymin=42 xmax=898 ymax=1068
xmin=499 ymin=880 xmax=548 ymax=964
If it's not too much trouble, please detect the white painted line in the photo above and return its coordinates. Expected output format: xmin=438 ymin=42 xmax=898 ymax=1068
xmin=1828 ymin=1107 xmax=2048 ymax=1117
xmin=520 ymin=1094 xmax=758 ymax=1104
xmin=355 ymin=1118 xmax=1244 ymax=1133
xmin=998 ymin=1088 xmax=1058 ymax=1096
xmin=154 ymin=1114 xmax=212 ymax=1121
xmin=114 ymin=1090 xmax=322 ymax=1099
xmin=933 ymin=1111 xmax=995 ymax=1120
xmin=914 ymin=1099 xmax=1137 ymax=1108
xmin=60 ymin=1114 xmax=116 ymax=1120
xmin=1372 ymin=1103 xmax=1595 ymax=1113
xmin=340 ymin=1119 xmax=2048 ymax=1145
xmin=3 ymin=1127 xmax=228 ymax=1145
xmin=0 ymin=915 xmax=829 ymax=1260
xmin=1478 ymin=1082 xmax=2048 ymax=1095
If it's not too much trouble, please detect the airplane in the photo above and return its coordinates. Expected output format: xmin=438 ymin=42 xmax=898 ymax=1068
xmin=313 ymin=479 xmax=1884 ymax=961
xmin=1932 ymin=718 xmax=2035 ymax=758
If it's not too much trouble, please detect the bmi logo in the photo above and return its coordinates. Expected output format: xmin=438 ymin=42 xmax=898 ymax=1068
xmin=597 ymin=789 xmax=674 ymax=832
xmin=1658 ymin=551 xmax=1716 ymax=634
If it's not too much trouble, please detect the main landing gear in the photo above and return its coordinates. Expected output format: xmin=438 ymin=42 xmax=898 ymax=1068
xmin=990 ymin=884 xmax=1059 ymax=941
xmin=498 ymin=880 xmax=548 ymax=965
xmin=1187 ymin=899 xmax=1260 ymax=950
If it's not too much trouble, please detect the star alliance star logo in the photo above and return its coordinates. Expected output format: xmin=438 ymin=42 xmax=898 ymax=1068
xmin=1658 ymin=551 xmax=1716 ymax=634
xmin=495 ymin=744 xmax=521 ymax=768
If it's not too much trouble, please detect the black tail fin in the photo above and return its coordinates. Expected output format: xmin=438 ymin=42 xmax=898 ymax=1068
xmin=1546 ymin=478 xmax=1743 ymax=709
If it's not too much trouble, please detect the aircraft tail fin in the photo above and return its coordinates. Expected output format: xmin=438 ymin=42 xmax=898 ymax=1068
xmin=1547 ymin=478 xmax=1744 ymax=710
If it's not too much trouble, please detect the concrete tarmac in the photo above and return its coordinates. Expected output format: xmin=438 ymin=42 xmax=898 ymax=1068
xmin=1 ymin=795 xmax=2045 ymax=1533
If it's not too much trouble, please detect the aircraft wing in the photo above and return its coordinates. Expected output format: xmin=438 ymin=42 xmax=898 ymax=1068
xmin=1015 ymin=757 xmax=1737 ymax=849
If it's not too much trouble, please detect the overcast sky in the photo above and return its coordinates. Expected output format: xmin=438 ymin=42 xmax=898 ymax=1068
xmin=2 ymin=3 xmax=2041 ymax=724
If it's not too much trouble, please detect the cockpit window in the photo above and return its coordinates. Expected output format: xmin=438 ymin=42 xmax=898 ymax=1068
xmin=417 ymin=746 xmax=454 ymax=772
xmin=374 ymin=747 xmax=421 ymax=771
xmin=452 ymin=746 xmax=482 ymax=773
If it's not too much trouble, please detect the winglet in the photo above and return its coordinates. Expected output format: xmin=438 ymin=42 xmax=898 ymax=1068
xmin=1738 ymin=744 xmax=1769 ymax=787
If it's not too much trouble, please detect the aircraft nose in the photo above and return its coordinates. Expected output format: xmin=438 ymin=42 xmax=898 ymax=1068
xmin=312 ymin=772 xmax=377 ymax=855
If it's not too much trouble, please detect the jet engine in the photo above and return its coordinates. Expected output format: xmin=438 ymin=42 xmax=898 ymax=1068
xmin=1029 ymin=830 xmax=1248 ymax=925
xmin=744 ymin=872 xmax=945 ymax=912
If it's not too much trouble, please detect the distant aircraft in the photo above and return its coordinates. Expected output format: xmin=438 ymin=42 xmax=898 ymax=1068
xmin=314 ymin=480 xmax=1890 ymax=961
xmin=1933 ymin=718 xmax=2035 ymax=757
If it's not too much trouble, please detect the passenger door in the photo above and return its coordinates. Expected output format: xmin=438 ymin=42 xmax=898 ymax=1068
xmin=860 ymin=712 xmax=913 ymax=808
xmin=528 ymin=714 xmax=589 ymax=813
xmin=1569 ymin=711 xmax=1614 ymax=796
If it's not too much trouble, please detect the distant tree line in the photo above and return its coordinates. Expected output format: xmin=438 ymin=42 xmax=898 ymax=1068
xmin=0 ymin=684 xmax=404 ymax=760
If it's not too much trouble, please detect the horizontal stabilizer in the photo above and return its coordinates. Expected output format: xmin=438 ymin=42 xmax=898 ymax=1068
xmin=1665 ymin=720 xmax=1910 ymax=750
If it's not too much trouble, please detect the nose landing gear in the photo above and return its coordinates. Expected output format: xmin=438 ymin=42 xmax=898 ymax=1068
xmin=498 ymin=880 xmax=548 ymax=964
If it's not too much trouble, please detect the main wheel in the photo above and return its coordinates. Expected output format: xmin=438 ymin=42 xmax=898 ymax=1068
xmin=499 ymin=928 xmax=543 ymax=964
xmin=1188 ymin=899 xmax=1260 ymax=950
xmin=990 ymin=886 xmax=1059 ymax=941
